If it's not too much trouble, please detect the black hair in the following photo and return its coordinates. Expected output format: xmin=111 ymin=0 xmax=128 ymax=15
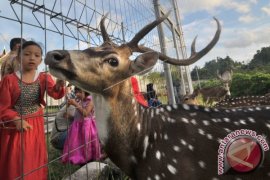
xmin=74 ymin=86 xmax=90 ymax=96
xmin=18 ymin=40 xmax=43 ymax=56
xmin=10 ymin=38 xmax=26 ymax=50
xmin=146 ymin=83 xmax=157 ymax=100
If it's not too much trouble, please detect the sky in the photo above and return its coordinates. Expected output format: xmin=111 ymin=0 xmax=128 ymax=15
xmin=177 ymin=0 xmax=270 ymax=69
xmin=0 ymin=0 xmax=269 ymax=71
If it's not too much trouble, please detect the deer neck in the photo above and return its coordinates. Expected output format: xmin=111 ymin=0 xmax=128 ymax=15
xmin=92 ymin=79 xmax=152 ymax=176
xmin=92 ymin=82 xmax=137 ymax=140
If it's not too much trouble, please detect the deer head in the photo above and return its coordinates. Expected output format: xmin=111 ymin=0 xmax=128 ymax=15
xmin=45 ymin=13 xmax=270 ymax=180
xmin=181 ymin=93 xmax=200 ymax=105
xmin=217 ymin=70 xmax=233 ymax=96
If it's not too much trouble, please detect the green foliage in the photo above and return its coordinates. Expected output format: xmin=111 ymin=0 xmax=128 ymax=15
xmin=191 ymin=56 xmax=242 ymax=80
xmin=230 ymin=72 xmax=270 ymax=97
xmin=248 ymin=46 xmax=270 ymax=70
xmin=194 ymin=79 xmax=221 ymax=89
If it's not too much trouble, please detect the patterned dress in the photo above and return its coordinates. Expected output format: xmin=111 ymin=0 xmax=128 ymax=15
xmin=0 ymin=72 xmax=65 ymax=180
xmin=62 ymin=96 xmax=101 ymax=165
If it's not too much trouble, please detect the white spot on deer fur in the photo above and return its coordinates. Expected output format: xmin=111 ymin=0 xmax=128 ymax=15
xmin=155 ymin=108 xmax=160 ymax=115
xmin=147 ymin=177 xmax=151 ymax=180
xmin=156 ymin=151 xmax=161 ymax=160
xmin=234 ymin=121 xmax=240 ymax=126
xmin=248 ymin=117 xmax=255 ymax=123
xmin=198 ymin=161 xmax=206 ymax=168
xmin=194 ymin=105 xmax=199 ymax=110
xmin=161 ymin=115 xmax=166 ymax=122
xmin=182 ymin=104 xmax=190 ymax=110
xmin=143 ymin=136 xmax=149 ymax=158
xmin=204 ymin=107 xmax=210 ymax=112
xmin=137 ymin=123 xmax=141 ymax=132
xmin=224 ymin=128 xmax=231 ymax=133
xmin=154 ymin=132 xmax=157 ymax=140
xmin=225 ymin=109 xmax=230 ymax=113
xmin=154 ymin=175 xmax=160 ymax=180
xmin=213 ymin=108 xmax=219 ymax=112
xmin=181 ymin=117 xmax=189 ymax=124
xmin=170 ymin=118 xmax=176 ymax=123
xmin=173 ymin=146 xmax=180 ymax=152
xmin=191 ymin=119 xmax=197 ymax=125
xmin=255 ymin=107 xmax=261 ymax=111
xmin=160 ymin=107 xmax=165 ymax=112
xmin=211 ymin=118 xmax=217 ymax=123
xmin=203 ymin=120 xmax=210 ymax=126
xmin=130 ymin=155 xmax=137 ymax=163
xmin=188 ymin=144 xmax=194 ymax=151
xmin=207 ymin=134 xmax=213 ymax=140
xmin=164 ymin=134 xmax=168 ymax=140
xmin=198 ymin=128 xmax=205 ymax=135
xmin=216 ymin=118 xmax=222 ymax=122
xmin=223 ymin=118 xmax=230 ymax=122
xmin=248 ymin=108 xmax=254 ymax=111
xmin=166 ymin=105 xmax=172 ymax=111
xmin=167 ymin=164 xmax=177 ymax=174
xmin=190 ymin=112 xmax=197 ymax=116
xmin=172 ymin=158 xmax=177 ymax=163
xmin=266 ymin=123 xmax=270 ymax=129
xmin=180 ymin=139 xmax=187 ymax=146
xmin=161 ymin=173 xmax=165 ymax=178
xmin=173 ymin=104 xmax=178 ymax=109
xmin=240 ymin=119 xmax=246 ymax=125
xmin=151 ymin=110 xmax=154 ymax=118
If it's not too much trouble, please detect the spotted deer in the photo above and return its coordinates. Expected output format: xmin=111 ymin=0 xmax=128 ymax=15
xmin=192 ymin=70 xmax=232 ymax=106
xmin=214 ymin=95 xmax=270 ymax=108
xmin=45 ymin=13 xmax=270 ymax=180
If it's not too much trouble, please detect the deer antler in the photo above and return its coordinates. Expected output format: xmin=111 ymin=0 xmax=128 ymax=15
xmin=100 ymin=13 xmax=111 ymax=43
xmin=135 ymin=17 xmax=221 ymax=66
xmin=100 ymin=12 xmax=221 ymax=66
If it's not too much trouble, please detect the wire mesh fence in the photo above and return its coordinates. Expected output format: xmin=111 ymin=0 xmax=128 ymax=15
xmin=0 ymin=0 xmax=188 ymax=179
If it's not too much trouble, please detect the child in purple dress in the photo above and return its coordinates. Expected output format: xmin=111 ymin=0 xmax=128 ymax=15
xmin=62 ymin=87 xmax=101 ymax=165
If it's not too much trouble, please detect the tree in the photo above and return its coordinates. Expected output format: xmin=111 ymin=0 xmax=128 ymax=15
xmin=248 ymin=46 xmax=270 ymax=69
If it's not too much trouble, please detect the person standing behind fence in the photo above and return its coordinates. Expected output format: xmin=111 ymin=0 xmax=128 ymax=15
xmin=62 ymin=87 xmax=101 ymax=165
xmin=0 ymin=40 xmax=65 ymax=180
xmin=0 ymin=37 xmax=26 ymax=80
xmin=146 ymin=83 xmax=162 ymax=107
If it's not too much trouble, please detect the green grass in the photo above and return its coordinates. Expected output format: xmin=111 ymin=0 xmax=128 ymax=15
xmin=46 ymin=134 xmax=80 ymax=180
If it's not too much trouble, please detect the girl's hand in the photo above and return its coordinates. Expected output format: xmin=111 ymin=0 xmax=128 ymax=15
xmin=13 ymin=119 xmax=33 ymax=131
xmin=67 ymin=99 xmax=77 ymax=106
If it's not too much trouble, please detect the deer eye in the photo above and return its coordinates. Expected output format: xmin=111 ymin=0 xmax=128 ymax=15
xmin=107 ymin=58 xmax=119 ymax=67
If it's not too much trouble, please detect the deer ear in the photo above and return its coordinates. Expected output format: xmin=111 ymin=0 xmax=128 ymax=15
xmin=130 ymin=51 xmax=159 ymax=75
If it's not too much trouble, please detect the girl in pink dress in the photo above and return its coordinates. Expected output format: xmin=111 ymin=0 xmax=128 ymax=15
xmin=62 ymin=87 xmax=101 ymax=165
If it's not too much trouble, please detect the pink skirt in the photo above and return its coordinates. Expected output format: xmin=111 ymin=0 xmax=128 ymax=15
xmin=62 ymin=118 xmax=101 ymax=165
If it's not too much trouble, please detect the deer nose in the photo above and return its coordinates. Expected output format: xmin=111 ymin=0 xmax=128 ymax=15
xmin=45 ymin=50 xmax=69 ymax=66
